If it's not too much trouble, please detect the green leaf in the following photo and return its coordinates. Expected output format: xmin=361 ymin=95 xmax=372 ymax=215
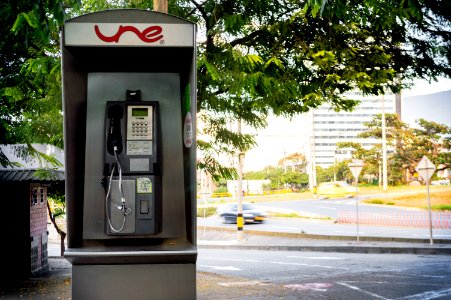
xmin=11 ymin=12 xmax=39 ymax=33
xmin=264 ymin=57 xmax=284 ymax=71
xmin=200 ymin=57 xmax=220 ymax=81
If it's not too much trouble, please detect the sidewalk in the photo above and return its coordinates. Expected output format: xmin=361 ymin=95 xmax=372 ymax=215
xmin=0 ymin=257 xmax=314 ymax=299
xmin=198 ymin=215 xmax=451 ymax=245
xmin=197 ymin=227 xmax=451 ymax=255
xmin=47 ymin=219 xmax=451 ymax=257
xmin=3 ymin=226 xmax=450 ymax=300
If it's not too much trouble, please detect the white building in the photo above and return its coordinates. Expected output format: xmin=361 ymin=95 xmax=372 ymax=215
xmin=308 ymin=93 xmax=397 ymax=170
xmin=227 ymin=179 xmax=271 ymax=196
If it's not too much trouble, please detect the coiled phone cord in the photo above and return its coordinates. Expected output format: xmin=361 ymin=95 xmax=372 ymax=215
xmin=105 ymin=146 xmax=132 ymax=233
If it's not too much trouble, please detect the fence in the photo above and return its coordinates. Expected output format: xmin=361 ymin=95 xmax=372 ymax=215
xmin=337 ymin=211 xmax=451 ymax=229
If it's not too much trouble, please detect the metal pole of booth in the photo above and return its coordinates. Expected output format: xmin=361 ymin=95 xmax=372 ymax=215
xmin=154 ymin=0 xmax=168 ymax=13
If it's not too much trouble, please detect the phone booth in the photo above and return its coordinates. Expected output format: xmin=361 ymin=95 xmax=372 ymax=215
xmin=61 ymin=10 xmax=197 ymax=299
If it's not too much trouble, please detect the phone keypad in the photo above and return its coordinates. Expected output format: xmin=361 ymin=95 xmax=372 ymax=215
xmin=131 ymin=121 xmax=150 ymax=138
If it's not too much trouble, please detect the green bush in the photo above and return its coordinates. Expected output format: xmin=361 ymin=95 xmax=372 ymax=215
xmin=213 ymin=186 xmax=229 ymax=193
xmin=197 ymin=206 xmax=217 ymax=217
xmin=366 ymin=199 xmax=384 ymax=204
xmin=431 ymin=204 xmax=451 ymax=211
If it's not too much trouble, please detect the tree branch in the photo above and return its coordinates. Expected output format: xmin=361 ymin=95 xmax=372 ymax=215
xmin=189 ymin=0 xmax=209 ymax=26
xmin=230 ymin=29 xmax=267 ymax=47
xmin=47 ymin=201 xmax=66 ymax=256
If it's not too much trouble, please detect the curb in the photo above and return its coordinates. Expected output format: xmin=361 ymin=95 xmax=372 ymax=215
xmin=198 ymin=244 xmax=451 ymax=255
xmin=198 ymin=225 xmax=451 ymax=244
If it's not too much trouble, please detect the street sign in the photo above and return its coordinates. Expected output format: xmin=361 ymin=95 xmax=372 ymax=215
xmin=348 ymin=159 xmax=364 ymax=180
xmin=347 ymin=158 xmax=364 ymax=243
xmin=415 ymin=155 xmax=436 ymax=245
xmin=415 ymin=155 xmax=436 ymax=181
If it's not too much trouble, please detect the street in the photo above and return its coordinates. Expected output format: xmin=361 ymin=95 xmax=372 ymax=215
xmin=198 ymin=248 xmax=451 ymax=299
xmin=198 ymin=216 xmax=451 ymax=240
xmin=198 ymin=195 xmax=451 ymax=241
xmin=257 ymin=197 xmax=419 ymax=219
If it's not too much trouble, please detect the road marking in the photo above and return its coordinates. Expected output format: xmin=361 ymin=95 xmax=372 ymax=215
xmin=335 ymin=200 xmax=356 ymax=205
xmin=284 ymin=282 xmax=332 ymax=292
xmin=343 ymin=281 xmax=393 ymax=284
xmin=337 ymin=282 xmax=389 ymax=299
xmin=287 ymin=255 xmax=345 ymax=260
xmin=202 ymin=257 xmax=350 ymax=270
xmin=396 ymin=287 xmax=451 ymax=300
xmin=405 ymin=273 xmax=447 ymax=279
xmin=314 ymin=206 xmax=337 ymax=210
xmin=199 ymin=264 xmax=241 ymax=271
xmin=218 ymin=281 xmax=269 ymax=287
xmin=269 ymin=261 xmax=349 ymax=269
xmin=333 ymin=230 xmax=366 ymax=234
xmin=270 ymin=226 xmax=299 ymax=230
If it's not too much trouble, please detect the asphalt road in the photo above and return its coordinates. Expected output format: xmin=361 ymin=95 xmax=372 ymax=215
xmin=197 ymin=248 xmax=451 ymax=299
xmin=198 ymin=216 xmax=451 ymax=240
xmin=258 ymin=197 xmax=417 ymax=219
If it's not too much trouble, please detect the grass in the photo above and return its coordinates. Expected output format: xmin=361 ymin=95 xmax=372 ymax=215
xmin=197 ymin=206 xmax=217 ymax=218
xmin=357 ymin=184 xmax=451 ymax=194
xmin=363 ymin=187 xmax=451 ymax=210
xmin=366 ymin=199 xmax=384 ymax=205
xmin=198 ymin=186 xmax=451 ymax=215
xmin=431 ymin=204 xmax=451 ymax=211
xmin=199 ymin=192 xmax=308 ymax=206
xmin=270 ymin=212 xmax=332 ymax=220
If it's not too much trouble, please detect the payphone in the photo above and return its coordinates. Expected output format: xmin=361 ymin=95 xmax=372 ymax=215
xmin=103 ymin=92 xmax=161 ymax=235
xmin=62 ymin=9 xmax=197 ymax=299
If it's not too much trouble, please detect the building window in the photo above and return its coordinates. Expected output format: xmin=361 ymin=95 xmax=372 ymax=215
xmin=30 ymin=245 xmax=39 ymax=272
xmin=31 ymin=188 xmax=38 ymax=206
xmin=40 ymin=188 xmax=45 ymax=204
xmin=41 ymin=242 xmax=48 ymax=269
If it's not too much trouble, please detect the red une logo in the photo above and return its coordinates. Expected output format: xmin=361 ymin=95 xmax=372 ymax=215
xmin=94 ymin=25 xmax=163 ymax=43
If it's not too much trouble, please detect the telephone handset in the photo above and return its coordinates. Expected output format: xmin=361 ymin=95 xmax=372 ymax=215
xmin=104 ymin=96 xmax=161 ymax=236
xmin=106 ymin=105 xmax=124 ymax=155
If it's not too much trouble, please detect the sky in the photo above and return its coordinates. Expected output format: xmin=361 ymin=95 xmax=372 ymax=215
xmin=242 ymin=77 xmax=451 ymax=172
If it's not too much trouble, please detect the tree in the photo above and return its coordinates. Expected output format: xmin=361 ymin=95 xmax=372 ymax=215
xmin=46 ymin=185 xmax=67 ymax=256
xmin=1 ymin=1 xmax=80 ymax=166
xmin=280 ymin=171 xmax=309 ymax=190
xmin=169 ymin=0 xmax=450 ymax=179
xmin=413 ymin=119 xmax=451 ymax=170
xmin=3 ymin=0 xmax=451 ymax=176
xmin=244 ymin=166 xmax=283 ymax=189
xmin=338 ymin=114 xmax=451 ymax=184
xmin=0 ymin=0 xmax=80 ymax=253
xmin=336 ymin=141 xmax=382 ymax=183
xmin=278 ymin=152 xmax=308 ymax=173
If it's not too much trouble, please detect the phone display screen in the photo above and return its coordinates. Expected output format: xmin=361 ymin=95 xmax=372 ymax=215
xmin=132 ymin=108 xmax=148 ymax=117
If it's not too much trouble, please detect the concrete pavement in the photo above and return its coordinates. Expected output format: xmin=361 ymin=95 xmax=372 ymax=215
xmin=47 ymin=217 xmax=451 ymax=257
xmin=3 ymin=223 xmax=449 ymax=299
xmin=198 ymin=216 xmax=451 ymax=242
xmin=197 ymin=227 xmax=451 ymax=255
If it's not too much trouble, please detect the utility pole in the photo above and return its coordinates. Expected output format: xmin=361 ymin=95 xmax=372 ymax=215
xmin=333 ymin=157 xmax=337 ymax=181
xmin=236 ymin=119 xmax=244 ymax=240
xmin=310 ymin=110 xmax=317 ymax=195
xmin=153 ymin=0 xmax=168 ymax=13
xmin=381 ymin=96 xmax=388 ymax=191
xmin=395 ymin=74 xmax=402 ymax=118
xmin=348 ymin=159 xmax=364 ymax=243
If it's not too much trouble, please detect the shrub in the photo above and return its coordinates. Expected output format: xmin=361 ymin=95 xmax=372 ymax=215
xmin=197 ymin=206 xmax=217 ymax=217
xmin=366 ymin=199 xmax=384 ymax=205
xmin=431 ymin=204 xmax=451 ymax=211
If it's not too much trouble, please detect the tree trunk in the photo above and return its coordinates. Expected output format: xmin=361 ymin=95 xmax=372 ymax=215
xmin=47 ymin=201 xmax=66 ymax=256
xmin=153 ymin=0 xmax=168 ymax=13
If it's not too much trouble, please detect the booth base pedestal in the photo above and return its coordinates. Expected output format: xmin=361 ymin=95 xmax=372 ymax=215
xmin=72 ymin=263 xmax=196 ymax=300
